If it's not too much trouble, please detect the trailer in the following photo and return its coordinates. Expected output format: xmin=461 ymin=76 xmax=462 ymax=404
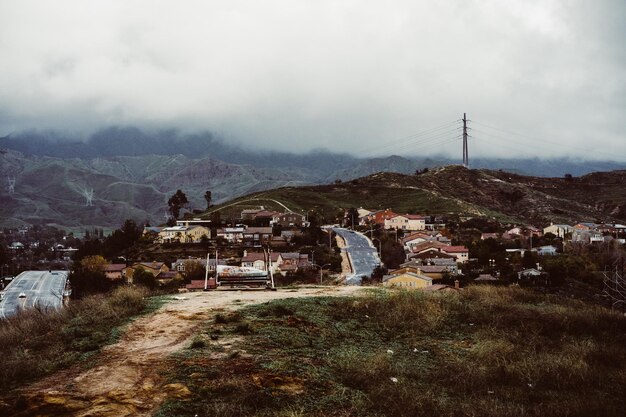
xmin=216 ymin=265 xmax=272 ymax=289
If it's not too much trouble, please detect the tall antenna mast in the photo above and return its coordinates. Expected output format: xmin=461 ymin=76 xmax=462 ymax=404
xmin=7 ymin=176 xmax=15 ymax=194
xmin=462 ymin=113 xmax=469 ymax=168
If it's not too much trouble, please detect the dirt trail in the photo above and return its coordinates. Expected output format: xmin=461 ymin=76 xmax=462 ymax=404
xmin=7 ymin=286 xmax=364 ymax=417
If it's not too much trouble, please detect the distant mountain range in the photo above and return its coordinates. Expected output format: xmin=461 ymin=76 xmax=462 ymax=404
xmin=1 ymin=127 xmax=624 ymax=229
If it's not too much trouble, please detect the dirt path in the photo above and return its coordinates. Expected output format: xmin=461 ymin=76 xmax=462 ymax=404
xmin=8 ymin=286 xmax=365 ymax=417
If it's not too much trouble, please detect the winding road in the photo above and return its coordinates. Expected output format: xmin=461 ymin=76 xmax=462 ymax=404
xmin=333 ymin=228 xmax=381 ymax=285
xmin=0 ymin=270 xmax=68 ymax=319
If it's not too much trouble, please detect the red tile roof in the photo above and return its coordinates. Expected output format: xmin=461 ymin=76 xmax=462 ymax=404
xmin=441 ymin=246 xmax=468 ymax=253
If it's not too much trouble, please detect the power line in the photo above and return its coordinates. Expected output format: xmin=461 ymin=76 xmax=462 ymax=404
xmin=359 ymin=126 xmax=462 ymax=158
xmin=472 ymin=121 xmax=619 ymax=159
xmin=358 ymin=120 xmax=460 ymax=157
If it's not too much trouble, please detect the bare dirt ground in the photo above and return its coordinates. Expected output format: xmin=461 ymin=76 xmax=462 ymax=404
xmin=7 ymin=286 xmax=365 ymax=417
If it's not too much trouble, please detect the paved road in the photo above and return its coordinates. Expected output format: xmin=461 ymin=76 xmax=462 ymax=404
xmin=0 ymin=270 xmax=68 ymax=319
xmin=333 ymin=228 xmax=381 ymax=285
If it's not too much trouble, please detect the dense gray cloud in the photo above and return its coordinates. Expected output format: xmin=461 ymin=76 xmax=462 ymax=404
xmin=0 ymin=0 xmax=624 ymax=160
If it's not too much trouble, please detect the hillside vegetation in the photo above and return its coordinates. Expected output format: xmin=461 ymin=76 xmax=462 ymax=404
xmin=157 ymin=286 xmax=626 ymax=417
xmin=0 ymin=287 xmax=158 ymax=392
xmin=205 ymin=166 xmax=626 ymax=225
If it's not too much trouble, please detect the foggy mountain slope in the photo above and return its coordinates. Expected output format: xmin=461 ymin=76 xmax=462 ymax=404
xmin=2 ymin=139 xmax=625 ymax=229
xmin=3 ymin=128 xmax=625 ymax=179
xmin=0 ymin=150 xmax=324 ymax=228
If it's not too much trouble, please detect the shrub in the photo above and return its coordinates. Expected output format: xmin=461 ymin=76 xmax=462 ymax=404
xmin=0 ymin=286 xmax=148 ymax=390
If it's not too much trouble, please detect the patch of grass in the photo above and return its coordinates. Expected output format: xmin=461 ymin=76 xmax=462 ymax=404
xmin=233 ymin=322 xmax=253 ymax=335
xmin=0 ymin=286 xmax=153 ymax=391
xmin=189 ymin=336 xmax=206 ymax=349
xmin=215 ymin=312 xmax=242 ymax=324
xmin=157 ymin=286 xmax=626 ymax=417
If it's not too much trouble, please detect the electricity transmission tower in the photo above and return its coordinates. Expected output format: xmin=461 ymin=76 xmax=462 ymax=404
xmin=603 ymin=258 xmax=626 ymax=310
xmin=7 ymin=176 xmax=15 ymax=193
xmin=84 ymin=189 xmax=94 ymax=206
xmin=462 ymin=113 xmax=469 ymax=168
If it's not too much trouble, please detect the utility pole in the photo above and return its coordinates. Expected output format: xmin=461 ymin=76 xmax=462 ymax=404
xmin=203 ymin=251 xmax=210 ymax=291
xmin=462 ymin=113 xmax=469 ymax=168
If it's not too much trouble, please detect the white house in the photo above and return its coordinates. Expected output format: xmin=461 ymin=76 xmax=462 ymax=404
xmin=440 ymin=246 xmax=469 ymax=263
xmin=157 ymin=225 xmax=210 ymax=243
xmin=216 ymin=226 xmax=246 ymax=243
xmin=241 ymin=251 xmax=283 ymax=274
xmin=572 ymin=229 xmax=604 ymax=244
xmin=385 ymin=214 xmax=426 ymax=231
xmin=543 ymin=223 xmax=573 ymax=238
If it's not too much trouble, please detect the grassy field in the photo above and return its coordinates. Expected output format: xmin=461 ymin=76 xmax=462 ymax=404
xmin=157 ymin=286 xmax=626 ymax=417
xmin=0 ymin=286 xmax=164 ymax=391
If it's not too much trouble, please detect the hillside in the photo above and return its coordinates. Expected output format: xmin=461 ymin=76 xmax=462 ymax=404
xmin=2 ymin=143 xmax=625 ymax=229
xmin=205 ymin=166 xmax=626 ymax=225
xmin=0 ymin=150 xmax=315 ymax=229
xmin=3 ymin=286 xmax=624 ymax=416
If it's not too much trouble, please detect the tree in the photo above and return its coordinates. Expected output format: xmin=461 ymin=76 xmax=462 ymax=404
xmin=183 ymin=260 xmax=206 ymax=282
xmin=80 ymin=255 xmax=109 ymax=273
xmin=103 ymin=219 xmax=142 ymax=258
xmin=522 ymin=251 xmax=539 ymax=268
xmin=381 ymin=239 xmax=405 ymax=269
xmin=168 ymin=189 xmax=189 ymax=219
xmin=0 ymin=243 xmax=8 ymax=266
xmin=204 ymin=191 xmax=212 ymax=210
xmin=69 ymin=255 xmax=114 ymax=298
xmin=133 ymin=267 xmax=157 ymax=289
xmin=345 ymin=207 xmax=359 ymax=228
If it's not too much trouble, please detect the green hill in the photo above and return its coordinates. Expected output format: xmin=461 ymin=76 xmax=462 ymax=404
xmin=203 ymin=166 xmax=626 ymax=225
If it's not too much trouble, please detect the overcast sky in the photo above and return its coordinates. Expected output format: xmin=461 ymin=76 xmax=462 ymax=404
xmin=0 ymin=0 xmax=624 ymax=160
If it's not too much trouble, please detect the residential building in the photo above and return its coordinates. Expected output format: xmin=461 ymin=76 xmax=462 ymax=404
xmin=573 ymin=222 xmax=598 ymax=231
xmin=424 ymin=216 xmax=447 ymax=230
xmin=176 ymin=219 xmax=212 ymax=229
xmin=156 ymin=271 xmax=183 ymax=286
xmin=216 ymin=226 xmax=246 ymax=244
xmin=104 ymin=264 xmax=126 ymax=280
xmin=123 ymin=261 xmax=170 ymax=283
xmin=273 ymin=212 xmax=308 ymax=228
xmin=401 ymin=232 xmax=449 ymax=251
xmin=517 ymin=268 xmax=543 ymax=280
xmin=365 ymin=209 xmax=398 ymax=226
xmin=572 ymin=229 xmax=604 ymax=244
xmin=241 ymin=251 xmax=282 ymax=274
xmin=241 ymin=208 xmax=263 ymax=220
xmin=243 ymin=227 xmax=273 ymax=247
xmin=385 ymin=214 xmax=426 ymax=231
xmin=543 ymin=223 xmax=573 ymax=238
xmin=383 ymin=268 xmax=433 ymax=289
xmin=277 ymin=253 xmax=310 ymax=274
xmin=440 ymin=246 xmax=469 ymax=263
xmin=171 ymin=257 xmax=226 ymax=273
xmin=474 ymin=274 xmax=499 ymax=282
xmin=399 ymin=261 xmax=455 ymax=279
xmin=157 ymin=225 xmax=210 ymax=243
